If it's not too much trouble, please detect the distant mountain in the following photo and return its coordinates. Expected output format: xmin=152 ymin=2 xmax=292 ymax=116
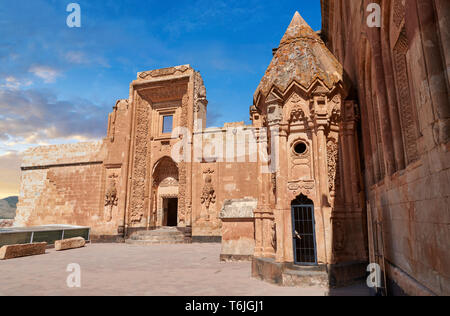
xmin=0 ymin=196 xmax=18 ymax=219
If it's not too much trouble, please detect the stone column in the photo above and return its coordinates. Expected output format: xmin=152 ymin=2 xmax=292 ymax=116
xmin=275 ymin=123 xmax=291 ymax=262
xmin=253 ymin=128 xmax=266 ymax=258
xmin=313 ymin=94 xmax=330 ymax=264
xmin=343 ymin=101 xmax=360 ymax=209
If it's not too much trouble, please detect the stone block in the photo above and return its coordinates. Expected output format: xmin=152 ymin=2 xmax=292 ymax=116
xmin=0 ymin=242 xmax=47 ymax=260
xmin=219 ymin=198 xmax=257 ymax=219
xmin=55 ymin=237 xmax=86 ymax=251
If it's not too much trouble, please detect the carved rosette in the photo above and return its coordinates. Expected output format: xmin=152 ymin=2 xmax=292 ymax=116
xmin=129 ymin=94 xmax=149 ymax=224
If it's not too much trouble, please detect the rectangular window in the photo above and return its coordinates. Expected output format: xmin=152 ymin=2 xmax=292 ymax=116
xmin=162 ymin=115 xmax=173 ymax=134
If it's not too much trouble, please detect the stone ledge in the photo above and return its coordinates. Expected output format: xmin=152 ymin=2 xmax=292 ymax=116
xmin=0 ymin=242 xmax=47 ymax=260
xmin=55 ymin=237 xmax=86 ymax=251
xmin=252 ymin=257 xmax=367 ymax=288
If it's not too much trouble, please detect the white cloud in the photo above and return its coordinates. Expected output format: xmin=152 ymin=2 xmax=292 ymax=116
xmin=0 ymin=88 xmax=107 ymax=146
xmin=66 ymin=51 xmax=87 ymax=64
xmin=29 ymin=65 xmax=61 ymax=83
xmin=0 ymin=76 xmax=32 ymax=90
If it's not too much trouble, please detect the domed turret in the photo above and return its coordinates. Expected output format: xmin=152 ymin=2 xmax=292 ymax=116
xmin=254 ymin=12 xmax=344 ymax=102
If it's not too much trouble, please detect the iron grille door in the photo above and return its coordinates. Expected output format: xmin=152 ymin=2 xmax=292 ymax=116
xmin=292 ymin=204 xmax=318 ymax=265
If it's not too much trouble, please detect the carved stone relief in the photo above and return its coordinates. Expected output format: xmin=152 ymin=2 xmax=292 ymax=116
xmin=129 ymin=94 xmax=149 ymax=224
xmin=327 ymin=140 xmax=338 ymax=194
xmin=104 ymin=173 xmax=119 ymax=222
xmin=393 ymin=28 xmax=419 ymax=165
xmin=200 ymin=174 xmax=216 ymax=220
xmin=177 ymin=93 xmax=190 ymax=225
xmin=289 ymin=93 xmax=308 ymax=123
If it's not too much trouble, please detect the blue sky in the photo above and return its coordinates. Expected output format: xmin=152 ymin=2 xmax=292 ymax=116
xmin=0 ymin=0 xmax=322 ymax=197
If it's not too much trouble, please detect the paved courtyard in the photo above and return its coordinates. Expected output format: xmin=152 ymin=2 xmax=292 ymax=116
xmin=0 ymin=243 xmax=370 ymax=296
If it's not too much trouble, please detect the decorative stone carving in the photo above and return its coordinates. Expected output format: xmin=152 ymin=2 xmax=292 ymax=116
xmin=153 ymin=158 xmax=179 ymax=185
xmin=290 ymin=107 xmax=306 ymax=123
xmin=271 ymin=172 xmax=277 ymax=193
xmin=271 ymin=221 xmax=277 ymax=251
xmin=329 ymin=94 xmax=342 ymax=124
xmin=130 ymin=94 xmax=149 ymax=224
xmin=201 ymin=175 xmax=216 ymax=211
xmin=203 ymin=168 xmax=214 ymax=175
xmin=138 ymin=65 xmax=190 ymax=80
xmin=393 ymin=28 xmax=419 ymax=165
xmin=177 ymin=93 xmax=190 ymax=225
xmin=393 ymin=0 xmax=405 ymax=28
xmin=288 ymin=181 xmax=315 ymax=197
xmin=104 ymin=173 xmax=119 ymax=222
xmin=219 ymin=198 xmax=257 ymax=219
xmin=194 ymin=72 xmax=208 ymax=113
xmin=327 ymin=140 xmax=338 ymax=194
xmin=289 ymin=93 xmax=307 ymax=123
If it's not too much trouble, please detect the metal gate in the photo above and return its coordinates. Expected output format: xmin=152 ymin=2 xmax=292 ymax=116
xmin=291 ymin=204 xmax=318 ymax=265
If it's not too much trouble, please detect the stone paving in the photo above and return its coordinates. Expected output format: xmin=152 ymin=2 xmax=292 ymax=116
xmin=0 ymin=243 xmax=370 ymax=296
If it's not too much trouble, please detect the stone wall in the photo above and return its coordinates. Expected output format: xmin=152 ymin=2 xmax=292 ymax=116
xmin=191 ymin=125 xmax=259 ymax=239
xmin=14 ymin=141 xmax=116 ymax=237
xmin=322 ymin=0 xmax=449 ymax=296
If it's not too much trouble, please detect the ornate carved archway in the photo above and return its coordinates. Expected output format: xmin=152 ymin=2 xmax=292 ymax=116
xmin=151 ymin=157 xmax=179 ymax=227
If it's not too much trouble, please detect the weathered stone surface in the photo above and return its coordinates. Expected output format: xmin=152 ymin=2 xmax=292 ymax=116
xmin=220 ymin=199 xmax=257 ymax=260
xmin=322 ymin=0 xmax=450 ymax=296
xmin=0 ymin=242 xmax=47 ymax=260
xmin=254 ymin=12 xmax=344 ymax=99
xmin=125 ymin=227 xmax=190 ymax=245
xmin=55 ymin=237 xmax=86 ymax=251
xmin=219 ymin=198 xmax=257 ymax=219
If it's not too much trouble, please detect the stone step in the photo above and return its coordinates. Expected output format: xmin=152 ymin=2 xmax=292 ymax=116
xmin=285 ymin=263 xmax=327 ymax=272
xmin=130 ymin=235 xmax=186 ymax=241
xmin=131 ymin=232 xmax=184 ymax=237
xmin=126 ymin=227 xmax=191 ymax=245
xmin=281 ymin=269 xmax=329 ymax=288
xmin=125 ymin=239 xmax=189 ymax=246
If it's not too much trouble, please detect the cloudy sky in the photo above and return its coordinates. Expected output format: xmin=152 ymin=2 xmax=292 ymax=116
xmin=0 ymin=0 xmax=322 ymax=198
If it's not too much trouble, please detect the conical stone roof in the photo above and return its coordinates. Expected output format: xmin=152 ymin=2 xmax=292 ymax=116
xmin=254 ymin=12 xmax=344 ymax=101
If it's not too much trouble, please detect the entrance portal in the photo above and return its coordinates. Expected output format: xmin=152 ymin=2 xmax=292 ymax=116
xmin=291 ymin=195 xmax=317 ymax=265
xmin=164 ymin=198 xmax=178 ymax=227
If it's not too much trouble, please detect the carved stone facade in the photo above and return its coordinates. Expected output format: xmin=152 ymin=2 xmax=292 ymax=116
xmin=322 ymin=0 xmax=449 ymax=295
xmin=14 ymin=5 xmax=448 ymax=294
xmin=250 ymin=13 xmax=366 ymax=278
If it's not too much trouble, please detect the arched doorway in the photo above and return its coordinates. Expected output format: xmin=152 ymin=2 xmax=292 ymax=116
xmin=291 ymin=194 xmax=317 ymax=265
xmin=152 ymin=157 xmax=179 ymax=227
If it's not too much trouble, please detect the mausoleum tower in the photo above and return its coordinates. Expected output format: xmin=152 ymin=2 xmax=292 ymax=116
xmin=250 ymin=12 xmax=367 ymax=276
